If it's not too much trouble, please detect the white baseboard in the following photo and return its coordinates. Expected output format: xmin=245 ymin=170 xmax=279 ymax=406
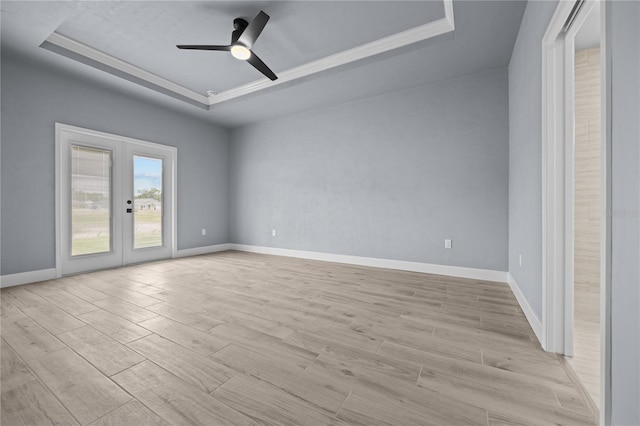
xmin=0 ymin=244 xmax=231 ymax=287
xmin=0 ymin=245 xmax=510 ymax=297
xmin=230 ymin=244 xmax=508 ymax=283
xmin=174 ymin=243 xmax=232 ymax=258
xmin=0 ymin=268 xmax=57 ymax=288
xmin=508 ymin=272 xmax=543 ymax=345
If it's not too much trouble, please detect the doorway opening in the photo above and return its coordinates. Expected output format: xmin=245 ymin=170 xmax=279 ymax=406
xmin=55 ymin=124 xmax=177 ymax=276
xmin=541 ymin=0 xmax=610 ymax=423
xmin=571 ymin=4 xmax=602 ymax=409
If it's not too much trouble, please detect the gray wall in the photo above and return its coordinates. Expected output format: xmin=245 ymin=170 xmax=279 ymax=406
xmin=1 ymin=53 xmax=230 ymax=275
xmin=507 ymin=0 xmax=558 ymax=319
xmin=229 ymin=68 xmax=509 ymax=272
xmin=610 ymin=2 xmax=640 ymax=423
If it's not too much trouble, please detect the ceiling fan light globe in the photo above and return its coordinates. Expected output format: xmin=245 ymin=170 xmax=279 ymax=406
xmin=230 ymin=45 xmax=251 ymax=60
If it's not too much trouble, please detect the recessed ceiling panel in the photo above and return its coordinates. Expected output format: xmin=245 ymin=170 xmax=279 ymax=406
xmin=2 ymin=1 xmax=527 ymax=127
xmin=53 ymin=1 xmax=445 ymax=94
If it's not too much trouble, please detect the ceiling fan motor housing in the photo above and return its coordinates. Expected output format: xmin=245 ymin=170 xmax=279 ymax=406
xmin=232 ymin=18 xmax=249 ymax=43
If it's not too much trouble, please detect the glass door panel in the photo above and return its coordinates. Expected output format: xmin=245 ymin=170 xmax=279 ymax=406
xmin=133 ymin=156 xmax=163 ymax=249
xmin=70 ymin=145 xmax=112 ymax=256
xmin=59 ymin=129 xmax=123 ymax=276
xmin=123 ymin=143 xmax=173 ymax=265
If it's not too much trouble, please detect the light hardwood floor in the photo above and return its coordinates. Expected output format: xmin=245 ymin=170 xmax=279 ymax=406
xmin=572 ymin=46 xmax=601 ymax=407
xmin=1 ymin=251 xmax=597 ymax=425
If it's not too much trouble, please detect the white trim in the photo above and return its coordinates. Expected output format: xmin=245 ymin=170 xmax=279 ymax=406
xmin=174 ymin=243 xmax=232 ymax=258
xmin=230 ymin=244 xmax=507 ymax=283
xmin=208 ymin=2 xmax=455 ymax=105
xmin=170 ymin=152 xmax=178 ymax=262
xmin=38 ymin=1 xmax=454 ymax=108
xmin=56 ymin=123 xmax=179 ymax=154
xmin=0 ymin=269 xmax=57 ymax=288
xmin=2 ymin=243 xmax=229 ymax=286
xmin=559 ymin=0 xmax=599 ymax=359
xmin=55 ymin=124 xmax=62 ymax=278
xmin=42 ymin=33 xmax=208 ymax=106
xmin=508 ymin=273 xmax=543 ymax=346
xmin=600 ymin=1 xmax=612 ymax=422
xmin=443 ymin=0 xmax=455 ymax=28
xmin=563 ymin=18 xmax=577 ymax=359
xmin=1 ymin=243 xmax=507 ymax=294
xmin=541 ymin=0 xmax=577 ymax=354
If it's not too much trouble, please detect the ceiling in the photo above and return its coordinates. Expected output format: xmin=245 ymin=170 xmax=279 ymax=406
xmin=0 ymin=1 xmax=527 ymax=128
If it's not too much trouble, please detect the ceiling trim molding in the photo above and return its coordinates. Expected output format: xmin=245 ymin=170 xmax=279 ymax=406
xmin=209 ymin=0 xmax=455 ymax=105
xmin=41 ymin=32 xmax=209 ymax=106
xmin=39 ymin=0 xmax=454 ymax=109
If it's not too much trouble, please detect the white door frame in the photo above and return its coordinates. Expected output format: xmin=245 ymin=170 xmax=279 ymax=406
xmin=55 ymin=123 xmax=177 ymax=276
xmin=541 ymin=0 xmax=611 ymax=423
xmin=58 ymin=131 xmax=124 ymax=275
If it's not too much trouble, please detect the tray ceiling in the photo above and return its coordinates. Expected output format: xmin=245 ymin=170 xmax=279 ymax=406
xmin=53 ymin=1 xmax=446 ymax=95
xmin=1 ymin=1 xmax=527 ymax=127
xmin=18 ymin=1 xmax=453 ymax=108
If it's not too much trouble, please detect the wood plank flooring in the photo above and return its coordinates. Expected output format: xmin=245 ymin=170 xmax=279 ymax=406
xmin=1 ymin=251 xmax=596 ymax=425
xmin=572 ymin=46 xmax=602 ymax=409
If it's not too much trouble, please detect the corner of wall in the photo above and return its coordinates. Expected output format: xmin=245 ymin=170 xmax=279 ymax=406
xmin=507 ymin=272 xmax=543 ymax=346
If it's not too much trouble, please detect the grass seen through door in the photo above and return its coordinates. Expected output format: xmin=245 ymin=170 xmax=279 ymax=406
xmin=71 ymin=209 xmax=110 ymax=256
xmin=72 ymin=208 xmax=162 ymax=255
xmin=134 ymin=208 xmax=163 ymax=249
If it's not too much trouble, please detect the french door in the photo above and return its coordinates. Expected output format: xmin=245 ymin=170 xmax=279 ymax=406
xmin=56 ymin=124 xmax=176 ymax=276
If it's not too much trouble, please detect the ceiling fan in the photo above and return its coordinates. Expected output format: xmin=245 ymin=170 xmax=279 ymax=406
xmin=177 ymin=11 xmax=278 ymax=81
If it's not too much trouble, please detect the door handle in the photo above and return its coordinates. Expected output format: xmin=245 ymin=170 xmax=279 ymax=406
xmin=126 ymin=200 xmax=132 ymax=213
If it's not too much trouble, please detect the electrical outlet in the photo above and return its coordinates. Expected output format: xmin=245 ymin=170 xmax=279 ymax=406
xmin=201 ymin=228 xmax=206 ymax=236
xmin=444 ymin=239 xmax=452 ymax=249
xmin=519 ymin=254 xmax=522 ymax=266
xmin=272 ymin=229 xmax=276 ymax=237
